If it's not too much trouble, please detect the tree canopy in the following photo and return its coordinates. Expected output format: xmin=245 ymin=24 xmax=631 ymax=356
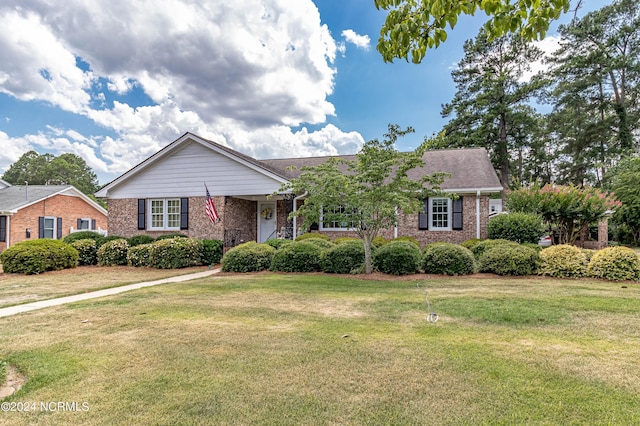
xmin=375 ymin=0 xmax=570 ymax=63
xmin=2 ymin=150 xmax=99 ymax=196
xmin=279 ymin=125 xmax=446 ymax=273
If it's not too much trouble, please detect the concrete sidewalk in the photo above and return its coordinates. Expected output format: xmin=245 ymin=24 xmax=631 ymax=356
xmin=0 ymin=268 xmax=221 ymax=318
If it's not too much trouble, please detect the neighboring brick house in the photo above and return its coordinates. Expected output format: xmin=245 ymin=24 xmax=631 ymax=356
xmin=0 ymin=180 xmax=108 ymax=251
xmin=95 ymin=132 xmax=502 ymax=248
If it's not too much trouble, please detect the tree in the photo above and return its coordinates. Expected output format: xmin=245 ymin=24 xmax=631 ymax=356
xmin=440 ymin=31 xmax=543 ymax=191
xmin=374 ymin=0 xmax=570 ymax=63
xmin=606 ymin=156 xmax=640 ymax=244
xmin=2 ymin=151 xmax=99 ymax=196
xmin=279 ymin=125 xmax=446 ymax=274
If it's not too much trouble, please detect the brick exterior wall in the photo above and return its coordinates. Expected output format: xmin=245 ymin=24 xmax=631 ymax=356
xmin=1 ymin=194 xmax=107 ymax=250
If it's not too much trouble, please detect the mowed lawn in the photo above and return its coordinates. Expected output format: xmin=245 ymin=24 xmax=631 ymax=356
xmin=1 ymin=272 xmax=639 ymax=425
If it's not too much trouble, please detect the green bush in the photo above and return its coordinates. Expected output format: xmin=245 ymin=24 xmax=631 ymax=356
xmin=488 ymin=212 xmax=544 ymax=243
xmin=127 ymin=235 xmax=155 ymax=247
xmin=587 ymin=246 xmax=640 ymax=281
xmin=127 ymin=243 xmax=153 ymax=267
xmin=423 ymin=243 xmax=476 ymax=276
xmin=63 ymin=231 xmax=105 ymax=246
xmin=97 ymin=239 xmax=129 ymax=266
xmin=264 ymin=238 xmax=293 ymax=249
xmin=478 ymin=245 xmax=539 ymax=276
xmin=0 ymin=240 xmax=78 ymax=275
xmin=154 ymin=233 xmax=188 ymax=241
xmin=538 ymin=244 xmax=587 ymax=278
xmin=221 ymin=242 xmax=275 ymax=272
xmin=372 ymin=236 xmax=389 ymax=248
xmin=333 ymin=237 xmax=361 ymax=245
xmin=582 ymin=249 xmax=596 ymax=262
xmin=460 ymin=238 xmax=485 ymax=250
xmin=322 ymin=240 xmax=366 ymax=274
xmin=300 ymin=238 xmax=334 ymax=250
xmin=150 ymin=237 xmax=202 ymax=269
xmin=71 ymin=239 xmax=98 ymax=266
xmin=470 ymin=239 xmax=520 ymax=260
xmin=392 ymin=236 xmax=421 ymax=248
xmin=99 ymin=235 xmax=126 ymax=247
xmin=201 ymin=239 xmax=223 ymax=265
xmin=270 ymin=242 xmax=323 ymax=272
xmin=373 ymin=240 xmax=421 ymax=275
xmin=295 ymin=232 xmax=331 ymax=242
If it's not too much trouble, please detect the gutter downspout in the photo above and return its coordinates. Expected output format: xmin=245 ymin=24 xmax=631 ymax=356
xmin=292 ymin=192 xmax=307 ymax=240
xmin=476 ymin=191 xmax=481 ymax=239
xmin=394 ymin=206 xmax=398 ymax=239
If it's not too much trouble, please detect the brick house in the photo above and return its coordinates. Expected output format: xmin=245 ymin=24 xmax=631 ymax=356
xmin=95 ymin=133 xmax=502 ymax=248
xmin=0 ymin=180 xmax=108 ymax=251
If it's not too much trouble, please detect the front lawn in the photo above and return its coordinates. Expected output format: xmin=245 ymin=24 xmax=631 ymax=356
xmin=1 ymin=273 xmax=639 ymax=425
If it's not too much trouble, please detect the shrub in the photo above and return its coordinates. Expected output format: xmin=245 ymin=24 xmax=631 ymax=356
xmin=392 ymin=236 xmax=421 ymax=248
xmin=0 ymin=239 xmax=78 ymax=274
xmin=423 ymin=243 xmax=476 ymax=276
xmin=264 ymin=238 xmax=293 ymax=250
xmin=478 ymin=245 xmax=539 ymax=276
xmin=99 ymin=235 xmax=126 ymax=247
xmin=587 ymin=246 xmax=640 ymax=281
xmin=295 ymin=232 xmax=331 ymax=242
xmin=373 ymin=240 xmax=421 ymax=275
xmin=470 ymin=239 xmax=520 ymax=260
xmin=322 ymin=240 xmax=366 ymax=274
xmin=333 ymin=237 xmax=361 ymax=245
xmin=201 ymin=239 xmax=223 ymax=265
xmin=97 ymin=239 xmax=129 ymax=266
xmin=127 ymin=235 xmax=155 ymax=247
xmin=300 ymin=238 xmax=334 ymax=250
xmin=127 ymin=243 xmax=153 ymax=267
xmin=221 ymin=242 xmax=275 ymax=272
xmin=154 ymin=233 xmax=188 ymax=241
xmin=270 ymin=241 xmax=323 ymax=272
xmin=460 ymin=238 xmax=484 ymax=250
xmin=582 ymin=249 xmax=596 ymax=262
xmin=372 ymin=236 xmax=389 ymax=248
xmin=63 ymin=231 xmax=105 ymax=246
xmin=538 ymin=244 xmax=587 ymax=278
xmin=72 ymin=238 xmax=98 ymax=266
xmin=488 ymin=212 xmax=544 ymax=243
xmin=150 ymin=237 xmax=202 ymax=269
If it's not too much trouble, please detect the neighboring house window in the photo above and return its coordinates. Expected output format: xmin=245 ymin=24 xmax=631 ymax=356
xmin=0 ymin=216 xmax=6 ymax=242
xmin=77 ymin=218 xmax=90 ymax=230
xmin=418 ymin=197 xmax=464 ymax=231
xmin=146 ymin=198 xmax=189 ymax=230
xmin=38 ymin=216 xmax=63 ymax=239
xmin=43 ymin=217 xmax=56 ymax=238
xmin=320 ymin=205 xmax=358 ymax=231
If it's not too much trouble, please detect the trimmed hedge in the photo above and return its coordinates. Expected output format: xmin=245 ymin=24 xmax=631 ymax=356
xmin=300 ymin=238 xmax=334 ymax=250
xmin=460 ymin=238 xmax=484 ymax=250
xmin=201 ymin=239 xmax=223 ymax=265
xmin=333 ymin=237 xmax=361 ymax=245
xmin=322 ymin=241 xmax=366 ymax=274
xmin=150 ymin=237 xmax=202 ymax=269
xmin=488 ymin=212 xmax=544 ymax=243
xmin=97 ymin=239 xmax=129 ymax=266
xmin=372 ymin=236 xmax=389 ymax=248
xmin=392 ymin=236 xmax=421 ymax=248
xmin=587 ymin=246 xmax=640 ymax=281
xmin=0 ymin=239 xmax=78 ymax=274
xmin=478 ymin=244 xmax=539 ymax=276
xmin=373 ymin=240 xmax=421 ymax=275
xmin=471 ymin=239 xmax=520 ymax=260
xmin=295 ymin=232 xmax=331 ymax=242
xmin=264 ymin=238 xmax=293 ymax=250
xmin=127 ymin=243 xmax=154 ymax=267
xmin=63 ymin=231 xmax=105 ymax=246
xmin=539 ymin=244 xmax=587 ymax=278
xmin=72 ymin=238 xmax=98 ymax=266
xmin=423 ymin=243 xmax=476 ymax=276
xmin=221 ymin=242 xmax=275 ymax=272
xmin=127 ymin=235 xmax=155 ymax=247
xmin=155 ymin=233 xmax=188 ymax=241
xmin=270 ymin=241 xmax=323 ymax=272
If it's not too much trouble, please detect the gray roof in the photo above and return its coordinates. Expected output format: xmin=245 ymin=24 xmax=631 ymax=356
xmin=260 ymin=147 xmax=502 ymax=192
xmin=0 ymin=185 xmax=80 ymax=212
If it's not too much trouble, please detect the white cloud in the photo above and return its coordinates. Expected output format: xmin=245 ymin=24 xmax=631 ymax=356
xmin=0 ymin=0 xmax=366 ymax=183
xmin=520 ymin=35 xmax=562 ymax=82
xmin=341 ymin=29 xmax=371 ymax=50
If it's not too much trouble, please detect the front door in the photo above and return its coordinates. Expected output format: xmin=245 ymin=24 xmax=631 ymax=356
xmin=258 ymin=202 xmax=277 ymax=243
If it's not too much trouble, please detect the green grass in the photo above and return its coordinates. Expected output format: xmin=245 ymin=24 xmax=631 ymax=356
xmin=1 ymin=273 xmax=639 ymax=425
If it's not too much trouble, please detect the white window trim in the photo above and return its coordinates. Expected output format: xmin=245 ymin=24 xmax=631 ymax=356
xmin=319 ymin=205 xmax=359 ymax=232
xmin=43 ymin=216 xmax=57 ymax=239
xmin=148 ymin=198 xmax=181 ymax=231
xmin=429 ymin=197 xmax=452 ymax=231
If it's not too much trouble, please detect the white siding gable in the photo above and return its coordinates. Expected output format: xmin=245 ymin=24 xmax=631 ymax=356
xmin=106 ymin=140 xmax=286 ymax=199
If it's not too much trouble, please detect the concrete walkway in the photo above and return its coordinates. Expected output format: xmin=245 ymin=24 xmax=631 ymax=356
xmin=0 ymin=268 xmax=221 ymax=318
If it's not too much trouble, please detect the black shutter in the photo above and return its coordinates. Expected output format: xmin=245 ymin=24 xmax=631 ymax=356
xmin=91 ymin=219 xmax=97 ymax=230
xmin=452 ymin=196 xmax=463 ymax=230
xmin=138 ymin=199 xmax=146 ymax=230
xmin=39 ymin=217 xmax=45 ymax=238
xmin=418 ymin=198 xmax=429 ymax=230
xmin=0 ymin=216 xmax=6 ymax=242
xmin=180 ymin=198 xmax=189 ymax=230
xmin=77 ymin=218 xmax=82 ymax=230
xmin=57 ymin=217 xmax=63 ymax=239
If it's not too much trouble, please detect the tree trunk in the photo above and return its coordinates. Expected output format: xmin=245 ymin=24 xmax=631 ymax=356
xmin=363 ymin=234 xmax=373 ymax=274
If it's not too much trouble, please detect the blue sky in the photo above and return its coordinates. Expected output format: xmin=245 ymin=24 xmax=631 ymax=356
xmin=0 ymin=0 xmax=607 ymax=185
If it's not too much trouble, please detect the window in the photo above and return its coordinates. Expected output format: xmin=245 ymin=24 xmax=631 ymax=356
xmin=78 ymin=218 xmax=91 ymax=230
xmin=418 ymin=197 xmax=464 ymax=231
xmin=430 ymin=198 xmax=451 ymax=230
xmin=149 ymin=199 xmax=181 ymax=230
xmin=43 ymin=217 xmax=56 ymax=239
xmin=320 ymin=205 xmax=359 ymax=231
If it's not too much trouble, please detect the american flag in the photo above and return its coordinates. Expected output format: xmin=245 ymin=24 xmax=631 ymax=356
xmin=205 ymin=185 xmax=220 ymax=223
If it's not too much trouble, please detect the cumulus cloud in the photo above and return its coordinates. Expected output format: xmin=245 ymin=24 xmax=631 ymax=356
xmin=0 ymin=0 xmax=366 ymax=183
